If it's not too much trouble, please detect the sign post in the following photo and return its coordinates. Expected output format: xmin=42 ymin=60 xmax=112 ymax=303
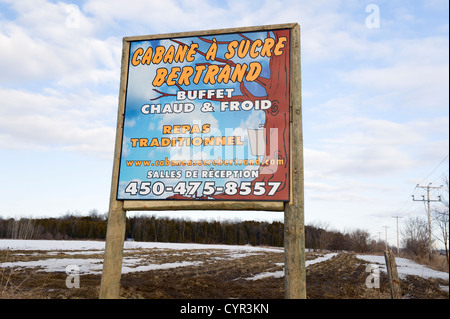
xmin=284 ymin=23 xmax=305 ymax=298
xmin=99 ymin=23 xmax=304 ymax=299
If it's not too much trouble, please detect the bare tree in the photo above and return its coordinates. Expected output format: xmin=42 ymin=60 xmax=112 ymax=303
xmin=402 ymin=216 xmax=430 ymax=258
xmin=8 ymin=218 xmax=35 ymax=239
xmin=308 ymin=221 xmax=330 ymax=252
xmin=349 ymin=228 xmax=372 ymax=253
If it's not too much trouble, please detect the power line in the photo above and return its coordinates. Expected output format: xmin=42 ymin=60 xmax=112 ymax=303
xmin=418 ymin=154 xmax=449 ymax=185
xmin=431 ymin=168 xmax=449 ymax=185
xmin=382 ymin=226 xmax=389 ymax=250
xmin=388 ymin=155 xmax=448 ymax=250
xmin=392 ymin=216 xmax=403 ymax=254
xmin=412 ymin=183 xmax=443 ymax=259
xmin=395 ymin=184 xmax=422 ymax=216
xmin=397 ymin=155 xmax=449 ymax=217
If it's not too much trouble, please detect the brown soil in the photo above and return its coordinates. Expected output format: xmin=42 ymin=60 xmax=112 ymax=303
xmin=1 ymin=248 xmax=448 ymax=299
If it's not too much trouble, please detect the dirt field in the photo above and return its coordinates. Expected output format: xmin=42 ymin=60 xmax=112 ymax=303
xmin=1 ymin=246 xmax=448 ymax=299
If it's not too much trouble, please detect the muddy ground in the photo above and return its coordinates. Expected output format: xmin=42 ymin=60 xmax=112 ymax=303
xmin=0 ymin=248 xmax=448 ymax=300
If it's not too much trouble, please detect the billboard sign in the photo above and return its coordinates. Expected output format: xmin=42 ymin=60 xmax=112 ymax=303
xmin=116 ymin=26 xmax=291 ymax=202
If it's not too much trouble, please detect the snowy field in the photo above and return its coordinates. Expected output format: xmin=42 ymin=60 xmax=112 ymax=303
xmin=0 ymin=239 xmax=284 ymax=275
xmin=356 ymin=254 xmax=449 ymax=281
xmin=0 ymin=239 xmax=448 ymax=291
xmin=0 ymin=239 xmax=282 ymax=253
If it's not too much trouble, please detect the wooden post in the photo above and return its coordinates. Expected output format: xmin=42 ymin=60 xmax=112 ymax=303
xmin=99 ymin=38 xmax=129 ymax=299
xmin=284 ymin=23 xmax=306 ymax=299
xmin=99 ymin=202 xmax=126 ymax=299
xmin=384 ymin=249 xmax=402 ymax=299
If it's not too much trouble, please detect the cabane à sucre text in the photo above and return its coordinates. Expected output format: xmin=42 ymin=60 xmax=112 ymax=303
xmin=130 ymin=36 xmax=287 ymax=87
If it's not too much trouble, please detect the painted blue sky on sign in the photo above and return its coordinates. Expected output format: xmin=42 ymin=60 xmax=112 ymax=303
xmin=117 ymin=30 xmax=283 ymax=199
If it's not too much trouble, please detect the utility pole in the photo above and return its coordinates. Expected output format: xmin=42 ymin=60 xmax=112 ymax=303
xmin=412 ymin=183 xmax=442 ymax=260
xmin=382 ymin=226 xmax=389 ymax=250
xmin=392 ymin=216 xmax=403 ymax=255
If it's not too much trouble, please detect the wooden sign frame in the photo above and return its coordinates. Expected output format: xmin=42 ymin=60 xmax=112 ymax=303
xmin=99 ymin=23 xmax=304 ymax=299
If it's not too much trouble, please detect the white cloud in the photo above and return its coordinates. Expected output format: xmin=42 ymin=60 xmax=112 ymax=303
xmin=0 ymin=1 xmax=123 ymax=159
xmin=0 ymin=88 xmax=116 ymax=158
xmin=83 ymin=0 xmax=231 ymax=34
xmin=304 ymin=115 xmax=449 ymax=183
xmin=342 ymin=65 xmax=448 ymax=109
xmin=0 ymin=0 xmax=121 ymax=88
xmin=339 ymin=36 xmax=449 ymax=110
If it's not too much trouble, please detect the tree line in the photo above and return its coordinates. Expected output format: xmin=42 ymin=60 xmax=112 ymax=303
xmin=0 ymin=213 xmax=107 ymax=241
xmin=0 ymin=212 xmax=392 ymax=253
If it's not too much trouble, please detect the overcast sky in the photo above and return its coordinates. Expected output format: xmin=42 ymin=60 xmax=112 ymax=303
xmin=0 ymin=0 xmax=448 ymax=247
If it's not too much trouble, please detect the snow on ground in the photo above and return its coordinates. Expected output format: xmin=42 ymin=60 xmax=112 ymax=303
xmin=356 ymin=254 xmax=449 ymax=293
xmin=356 ymin=254 xmax=449 ymax=281
xmin=0 ymin=239 xmax=448 ymax=289
xmin=0 ymin=239 xmax=283 ymax=275
xmin=0 ymin=239 xmax=282 ymax=253
xmin=245 ymin=253 xmax=338 ymax=281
